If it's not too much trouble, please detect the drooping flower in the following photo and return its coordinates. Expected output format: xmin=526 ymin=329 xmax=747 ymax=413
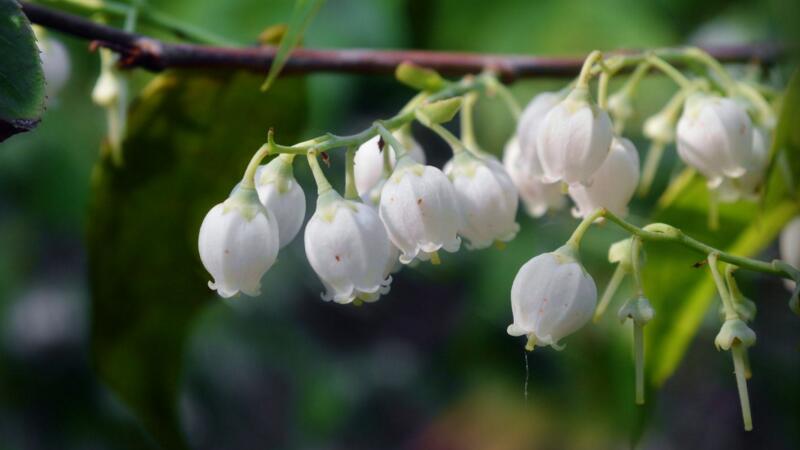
xmin=676 ymin=93 xmax=756 ymax=187
xmin=379 ymin=155 xmax=462 ymax=264
xmin=198 ymin=186 xmax=280 ymax=298
xmin=507 ymin=245 xmax=597 ymax=350
xmin=712 ymin=126 xmax=769 ymax=203
xmin=568 ymin=137 xmax=640 ymax=218
xmin=445 ymin=151 xmax=520 ymax=249
xmin=255 ymin=154 xmax=306 ymax=248
xmin=304 ymin=189 xmax=394 ymax=304
xmin=355 ymin=131 xmax=426 ymax=198
xmin=502 ymin=137 xmax=565 ymax=217
xmin=536 ymin=86 xmax=614 ymax=185
xmin=516 ymin=91 xmax=562 ymax=165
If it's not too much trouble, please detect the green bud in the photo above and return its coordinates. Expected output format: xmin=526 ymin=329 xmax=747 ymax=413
xmin=714 ymin=318 xmax=756 ymax=351
xmin=416 ymin=97 xmax=463 ymax=125
xmin=395 ymin=62 xmax=445 ymax=91
xmin=608 ymin=238 xmax=633 ymax=271
xmin=617 ymin=296 xmax=655 ymax=325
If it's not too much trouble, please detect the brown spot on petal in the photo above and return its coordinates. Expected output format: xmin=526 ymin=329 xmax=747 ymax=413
xmin=417 ymin=198 xmax=423 ymax=205
xmin=335 ymin=255 xmax=341 ymax=262
xmin=224 ymin=249 xmax=230 ymax=254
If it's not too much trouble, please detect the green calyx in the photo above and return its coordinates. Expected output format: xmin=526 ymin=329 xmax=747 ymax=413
xmin=224 ymin=185 xmax=263 ymax=221
xmin=257 ymin=154 xmax=296 ymax=194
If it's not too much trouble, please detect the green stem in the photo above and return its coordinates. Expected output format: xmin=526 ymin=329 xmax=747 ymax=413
xmin=732 ymin=345 xmax=753 ymax=431
xmin=638 ymin=141 xmax=666 ymax=197
xmin=598 ymin=70 xmax=611 ymax=109
xmin=344 ymin=146 xmax=358 ymax=199
xmin=683 ymin=47 xmax=737 ymax=95
xmin=593 ymin=263 xmax=627 ymax=323
xmin=566 ymin=208 xmax=605 ymax=249
xmin=306 ymin=150 xmax=332 ymax=195
xmin=708 ymin=253 xmax=738 ymax=319
xmin=375 ymin=123 xmax=408 ymax=159
xmin=630 ymin=237 xmax=644 ymax=295
xmin=634 ymin=322 xmax=645 ymax=405
xmin=647 ymin=54 xmax=693 ymax=90
xmin=460 ymin=91 xmax=480 ymax=150
xmin=421 ymin=120 xmax=466 ymax=155
xmin=577 ymin=50 xmax=603 ymax=89
xmin=241 ymin=143 xmax=271 ymax=189
xmin=593 ymin=209 xmax=794 ymax=280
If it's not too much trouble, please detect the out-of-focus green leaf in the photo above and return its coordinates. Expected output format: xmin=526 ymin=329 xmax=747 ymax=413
xmin=0 ymin=0 xmax=45 ymax=141
xmin=260 ymin=0 xmax=325 ymax=91
xmin=87 ymin=70 xmax=307 ymax=448
xmin=765 ymin=70 xmax=800 ymax=196
xmin=645 ymin=177 xmax=797 ymax=386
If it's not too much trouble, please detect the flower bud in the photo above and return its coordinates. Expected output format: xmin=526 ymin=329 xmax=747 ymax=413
xmin=714 ymin=318 xmax=756 ymax=351
xmin=92 ymin=70 xmax=120 ymax=107
xmin=516 ymin=91 xmax=562 ymax=169
xmin=617 ymin=296 xmax=655 ymax=325
xmin=502 ymin=137 xmax=565 ymax=218
xmin=305 ymin=191 xmax=393 ymax=303
xmin=507 ymin=245 xmax=597 ymax=349
xmin=779 ymin=216 xmax=800 ymax=292
xmin=198 ymin=187 xmax=280 ymax=298
xmin=379 ymin=156 xmax=462 ymax=263
xmin=536 ymin=87 xmax=614 ymax=185
xmin=608 ymin=238 xmax=633 ymax=270
xmin=607 ymin=90 xmax=634 ymax=126
xmin=355 ymin=133 xmax=425 ymax=199
xmin=255 ymin=155 xmax=306 ymax=248
xmin=568 ymin=137 xmax=640 ymax=218
xmin=643 ymin=110 xmax=676 ymax=144
xmin=676 ymin=94 xmax=756 ymax=187
xmin=445 ymin=152 xmax=520 ymax=249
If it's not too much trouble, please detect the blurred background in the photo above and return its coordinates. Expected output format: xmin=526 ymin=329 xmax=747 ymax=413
xmin=1 ymin=0 xmax=799 ymax=449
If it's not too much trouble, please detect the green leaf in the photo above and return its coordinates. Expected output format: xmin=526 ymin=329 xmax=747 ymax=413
xmin=87 ymin=70 xmax=307 ymax=448
xmin=644 ymin=179 xmax=798 ymax=386
xmin=0 ymin=0 xmax=45 ymax=141
xmin=260 ymin=0 xmax=325 ymax=92
xmin=765 ymin=70 xmax=800 ymax=197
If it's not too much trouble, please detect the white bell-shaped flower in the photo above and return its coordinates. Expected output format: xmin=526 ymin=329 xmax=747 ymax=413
xmin=507 ymin=245 xmax=597 ymax=349
xmin=536 ymin=87 xmax=614 ymax=185
xmin=676 ymin=93 xmax=756 ymax=187
xmin=780 ymin=216 xmax=800 ymax=291
xmin=568 ymin=137 xmax=640 ymax=218
xmin=445 ymin=151 xmax=519 ymax=249
xmin=198 ymin=186 xmax=280 ymax=298
xmin=713 ymin=127 xmax=769 ymax=203
xmin=502 ymin=137 xmax=565 ymax=217
xmin=355 ymin=131 xmax=425 ymax=198
xmin=379 ymin=156 xmax=462 ymax=263
xmin=516 ymin=91 xmax=562 ymax=168
xmin=255 ymin=155 xmax=306 ymax=248
xmin=305 ymin=190 xmax=393 ymax=303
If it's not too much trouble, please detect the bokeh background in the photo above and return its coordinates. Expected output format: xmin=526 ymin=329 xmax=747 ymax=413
xmin=1 ymin=0 xmax=799 ymax=449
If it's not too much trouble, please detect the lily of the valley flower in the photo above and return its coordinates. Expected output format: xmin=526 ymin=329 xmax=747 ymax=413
xmin=536 ymin=86 xmax=614 ymax=185
xmin=305 ymin=189 xmax=394 ymax=304
xmin=569 ymin=137 xmax=640 ymax=218
xmin=507 ymin=245 xmax=597 ymax=350
xmin=445 ymin=151 xmax=520 ymax=249
xmin=355 ymin=131 xmax=426 ymax=198
xmin=255 ymin=154 xmax=306 ymax=248
xmin=502 ymin=137 xmax=565 ymax=217
xmin=198 ymin=186 xmax=280 ymax=298
xmin=779 ymin=216 xmax=800 ymax=292
xmin=676 ymin=94 xmax=756 ymax=187
xmin=34 ymin=26 xmax=70 ymax=99
xmin=379 ymin=155 xmax=462 ymax=264
xmin=713 ymin=127 xmax=769 ymax=203
xmin=516 ymin=91 xmax=562 ymax=167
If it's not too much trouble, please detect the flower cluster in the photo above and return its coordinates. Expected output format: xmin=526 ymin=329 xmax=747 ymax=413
xmin=193 ymin=49 xmax=796 ymax=433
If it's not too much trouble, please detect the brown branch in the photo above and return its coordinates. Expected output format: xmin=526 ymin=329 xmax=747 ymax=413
xmin=22 ymin=1 xmax=786 ymax=82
